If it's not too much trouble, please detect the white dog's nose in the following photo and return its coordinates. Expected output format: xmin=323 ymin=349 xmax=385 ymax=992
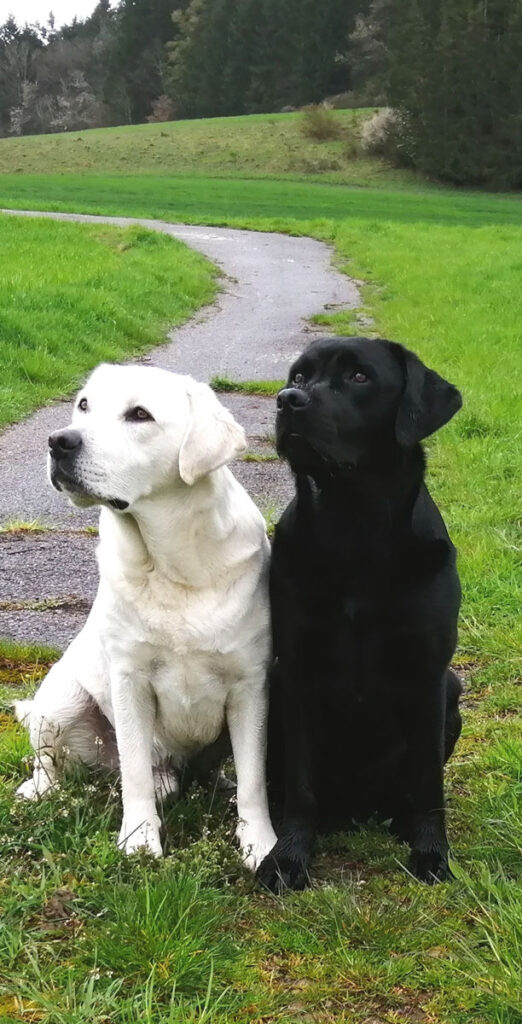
xmin=48 ymin=429 xmax=82 ymax=456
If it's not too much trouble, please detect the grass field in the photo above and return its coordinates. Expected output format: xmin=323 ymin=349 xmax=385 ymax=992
xmin=0 ymin=113 xmax=521 ymax=1023
xmin=2 ymin=173 xmax=522 ymax=227
xmin=0 ymin=214 xmax=216 ymax=427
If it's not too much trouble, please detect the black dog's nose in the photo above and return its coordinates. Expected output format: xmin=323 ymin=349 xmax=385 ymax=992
xmin=277 ymin=388 xmax=310 ymax=411
xmin=48 ymin=429 xmax=82 ymax=455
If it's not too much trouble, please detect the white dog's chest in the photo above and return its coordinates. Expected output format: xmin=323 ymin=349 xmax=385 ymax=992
xmin=109 ymin=573 xmax=254 ymax=656
xmin=93 ymin=538 xmax=268 ymax=760
xmin=151 ymin=655 xmax=229 ymax=756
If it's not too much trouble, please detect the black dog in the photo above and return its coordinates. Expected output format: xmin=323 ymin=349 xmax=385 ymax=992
xmin=257 ymin=336 xmax=463 ymax=892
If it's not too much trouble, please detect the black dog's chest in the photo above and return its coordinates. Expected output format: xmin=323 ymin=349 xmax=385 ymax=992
xmin=327 ymin=603 xmax=401 ymax=705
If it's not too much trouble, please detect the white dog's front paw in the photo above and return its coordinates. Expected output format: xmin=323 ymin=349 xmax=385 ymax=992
xmin=118 ymin=812 xmax=162 ymax=857
xmin=236 ymin=820 xmax=277 ymax=873
xmin=16 ymin=772 xmax=57 ymax=801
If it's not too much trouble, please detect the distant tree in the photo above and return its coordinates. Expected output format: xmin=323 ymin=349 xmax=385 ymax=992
xmin=110 ymin=0 xmax=183 ymax=122
xmin=389 ymin=0 xmax=522 ymax=187
xmin=0 ymin=17 xmax=42 ymax=135
xmin=49 ymin=71 xmax=103 ymax=131
xmin=169 ymin=0 xmax=357 ymax=117
xmin=348 ymin=0 xmax=392 ymax=101
xmin=9 ymin=80 xmax=38 ymax=135
xmin=219 ymin=0 xmax=260 ymax=114
xmin=245 ymin=0 xmax=355 ymax=111
xmin=58 ymin=0 xmax=120 ymax=121
xmin=169 ymin=0 xmax=238 ymax=118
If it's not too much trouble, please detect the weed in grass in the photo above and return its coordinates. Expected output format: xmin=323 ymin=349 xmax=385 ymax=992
xmin=210 ymin=376 xmax=283 ymax=396
xmin=0 ymin=595 xmax=90 ymax=613
xmin=0 ymin=519 xmax=50 ymax=534
xmin=241 ymin=452 xmax=278 ymax=463
xmin=309 ymin=308 xmax=374 ymax=335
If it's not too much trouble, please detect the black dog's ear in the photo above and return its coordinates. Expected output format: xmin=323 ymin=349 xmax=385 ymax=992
xmin=392 ymin=343 xmax=462 ymax=447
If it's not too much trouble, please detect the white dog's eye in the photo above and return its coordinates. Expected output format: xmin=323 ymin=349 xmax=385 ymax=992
xmin=78 ymin=397 xmax=88 ymax=411
xmin=125 ymin=406 xmax=154 ymax=422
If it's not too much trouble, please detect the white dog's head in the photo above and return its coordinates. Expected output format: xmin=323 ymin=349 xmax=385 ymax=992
xmin=48 ymin=363 xmax=246 ymax=510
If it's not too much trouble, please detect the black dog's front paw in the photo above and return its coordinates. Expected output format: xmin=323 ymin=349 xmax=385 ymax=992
xmin=256 ymin=837 xmax=311 ymax=894
xmin=409 ymin=845 xmax=452 ymax=884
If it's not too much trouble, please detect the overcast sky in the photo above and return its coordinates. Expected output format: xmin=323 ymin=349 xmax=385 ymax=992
xmin=0 ymin=0 xmax=110 ymax=29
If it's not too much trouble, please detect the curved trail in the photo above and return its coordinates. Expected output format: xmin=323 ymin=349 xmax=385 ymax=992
xmin=0 ymin=210 xmax=360 ymax=647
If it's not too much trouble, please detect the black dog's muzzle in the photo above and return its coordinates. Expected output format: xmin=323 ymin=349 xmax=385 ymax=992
xmin=276 ymin=388 xmax=310 ymax=412
xmin=276 ymin=387 xmax=317 ymax=466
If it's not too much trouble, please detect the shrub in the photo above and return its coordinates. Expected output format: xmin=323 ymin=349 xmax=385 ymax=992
xmin=359 ymin=107 xmax=401 ymax=158
xmin=147 ymin=94 xmax=177 ymax=123
xmin=301 ymin=103 xmax=342 ymax=141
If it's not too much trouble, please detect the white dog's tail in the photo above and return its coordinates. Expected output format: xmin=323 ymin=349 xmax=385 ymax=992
xmin=13 ymin=699 xmax=34 ymax=728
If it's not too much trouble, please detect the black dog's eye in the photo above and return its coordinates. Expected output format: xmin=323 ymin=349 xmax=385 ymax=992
xmin=293 ymin=372 xmax=305 ymax=386
xmin=351 ymin=371 xmax=369 ymax=384
xmin=125 ymin=406 xmax=154 ymax=422
xmin=77 ymin=397 xmax=88 ymax=411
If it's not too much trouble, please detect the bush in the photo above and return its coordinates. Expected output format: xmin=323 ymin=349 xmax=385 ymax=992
xmin=147 ymin=94 xmax=177 ymax=123
xmin=359 ymin=107 xmax=401 ymax=158
xmin=301 ymin=103 xmax=342 ymax=141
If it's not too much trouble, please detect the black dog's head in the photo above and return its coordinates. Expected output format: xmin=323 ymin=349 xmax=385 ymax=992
xmin=276 ymin=336 xmax=462 ymax=479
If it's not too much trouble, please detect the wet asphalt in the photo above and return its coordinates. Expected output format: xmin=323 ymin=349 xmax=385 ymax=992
xmin=0 ymin=212 xmax=359 ymax=648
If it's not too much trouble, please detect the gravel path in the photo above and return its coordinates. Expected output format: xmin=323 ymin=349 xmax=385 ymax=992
xmin=0 ymin=211 xmax=359 ymax=648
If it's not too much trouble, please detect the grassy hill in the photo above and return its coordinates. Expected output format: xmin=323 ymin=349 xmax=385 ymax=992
xmin=0 ymin=109 xmax=425 ymax=188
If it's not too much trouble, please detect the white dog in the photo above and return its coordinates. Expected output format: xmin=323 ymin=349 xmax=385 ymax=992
xmin=15 ymin=363 xmax=277 ymax=870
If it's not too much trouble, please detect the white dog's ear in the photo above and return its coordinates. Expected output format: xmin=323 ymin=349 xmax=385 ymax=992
xmin=179 ymin=382 xmax=247 ymax=486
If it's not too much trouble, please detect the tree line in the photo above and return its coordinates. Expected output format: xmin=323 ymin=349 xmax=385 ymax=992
xmin=0 ymin=0 xmax=364 ymax=135
xmin=1 ymin=0 xmax=520 ymax=188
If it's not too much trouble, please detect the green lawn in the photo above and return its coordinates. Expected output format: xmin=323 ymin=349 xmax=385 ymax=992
xmin=0 ymin=214 xmax=217 ymax=427
xmin=1 ymin=172 xmax=521 ymax=226
xmin=0 ymin=118 xmax=521 ymax=1023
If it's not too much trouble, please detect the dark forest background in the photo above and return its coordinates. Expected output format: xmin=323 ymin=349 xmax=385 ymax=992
xmin=1 ymin=0 xmax=520 ymax=187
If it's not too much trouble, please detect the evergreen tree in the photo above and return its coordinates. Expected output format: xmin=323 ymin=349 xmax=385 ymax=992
xmin=111 ymin=0 xmax=183 ymax=122
xmin=170 ymin=0 xmax=356 ymax=117
xmin=220 ymin=0 xmax=260 ymax=114
xmin=348 ymin=0 xmax=393 ymax=101
xmin=389 ymin=0 xmax=522 ymax=187
xmin=169 ymin=0 xmax=232 ymax=118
